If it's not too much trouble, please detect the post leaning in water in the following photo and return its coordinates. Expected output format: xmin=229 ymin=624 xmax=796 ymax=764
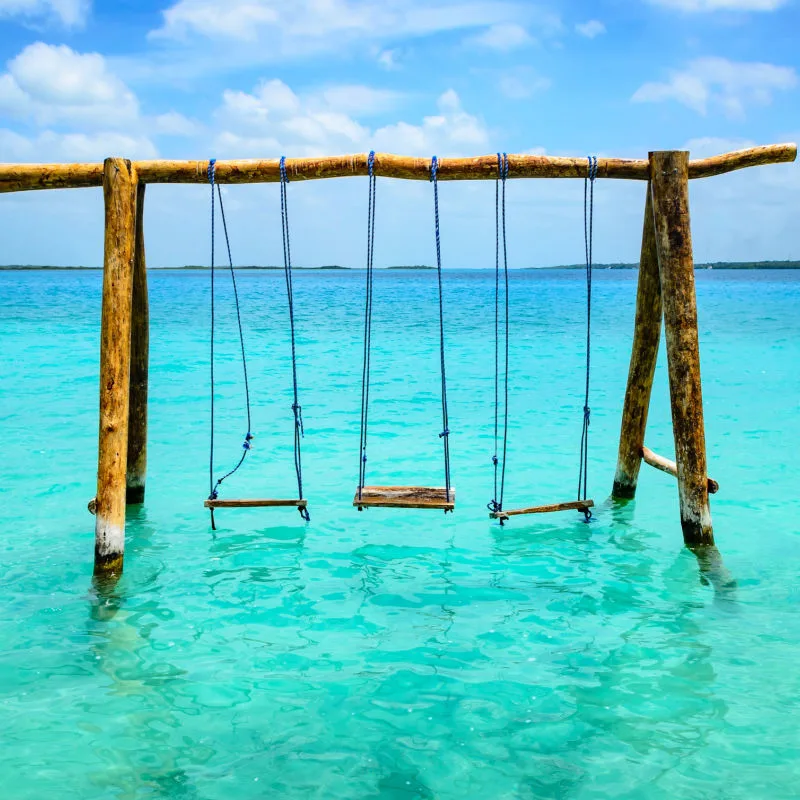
xmin=126 ymin=182 xmax=148 ymax=505
xmin=612 ymin=179 xmax=662 ymax=499
xmin=650 ymin=151 xmax=714 ymax=546
xmin=95 ymin=158 xmax=138 ymax=577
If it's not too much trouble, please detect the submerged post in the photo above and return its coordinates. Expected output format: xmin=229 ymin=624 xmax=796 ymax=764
xmin=612 ymin=179 xmax=662 ymax=499
xmin=650 ymin=151 xmax=714 ymax=546
xmin=95 ymin=158 xmax=138 ymax=577
xmin=126 ymin=183 xmax=149 ymax=505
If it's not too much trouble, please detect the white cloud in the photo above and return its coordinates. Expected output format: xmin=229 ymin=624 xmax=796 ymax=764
xmin=215 ymin=80 xmax=488 ymax=157
xmin=0 ymin=128 xmax=157 ymax=161
xmin=470 ymin=22 xmax=532 ymax=51
xmin=648 ymin=0 xmax=786 ymax=10
xmin=0 ymin=43 xmax=139 ymax=128
xmin=151 ymin=0 xmax=547 ymax=53
xmin=152 ymin=111 xmax=201 ymax=136
xmin=575 ymin=19 xmax=605 ymax=38
xmin=0 ymin=0 xmax=90 ymax=27
xmin=497 ymin=68 xmax=551 ymax=99
xmin=377 ymin=49 xmax=400 ymax=70
xmin=632 ymin=57 xmax=797 ymax=118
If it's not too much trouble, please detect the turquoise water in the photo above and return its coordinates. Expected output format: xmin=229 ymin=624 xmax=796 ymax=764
xmin=1 ymin=268 xmax=799 ymax=799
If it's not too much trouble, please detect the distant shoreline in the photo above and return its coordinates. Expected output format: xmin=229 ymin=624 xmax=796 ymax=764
xmin=1 ymin=261 xmax=799 ymax=271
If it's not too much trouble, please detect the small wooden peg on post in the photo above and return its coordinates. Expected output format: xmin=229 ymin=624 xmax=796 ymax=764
xmin=94 ymin=158 xmax=138 ymax=578
xmin=612 ymin=180 xmax=662 ymax=499
xmin=126 ymin=182 xmax=149 ymax=505
xmin=650 ymin=151 xmax=714 ymax=547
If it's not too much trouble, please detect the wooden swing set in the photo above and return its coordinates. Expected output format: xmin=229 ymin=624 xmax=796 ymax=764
xmin=0 ymin=142 xmax=795 ymax=578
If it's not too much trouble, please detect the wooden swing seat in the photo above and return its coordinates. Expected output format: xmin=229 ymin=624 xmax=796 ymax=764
xmin=204 ymin=498 xmax=308 ymax=509
xmin=490 ymin=498 xmax=594 ymax=521
xmin=354 ymin=485 xmax=456 ymax=511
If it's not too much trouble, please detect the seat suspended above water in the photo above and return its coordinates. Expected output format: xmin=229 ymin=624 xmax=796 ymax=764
xmin=354 ymin=153 xmax=455 ymax=512
xmin=487 ymin=154 xmax=599 ymax=525
xmin=204 ymin=157 xmax=311 ymax=529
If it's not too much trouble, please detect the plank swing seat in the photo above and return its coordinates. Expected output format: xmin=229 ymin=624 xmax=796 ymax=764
xmin=489 ymin=499 xmax=594 ymax=522
xmin=487 ymin=154 xmax=598 ymax=525
xmin=204 ymin=498 xmax=309 ymax=510
xmin=204 ymin=157 xmax=311 ymax=529
xmin=354 ymin=486 xmax=456 ymax=512
xmin=354 ymin=153 xmax=455 ymax=515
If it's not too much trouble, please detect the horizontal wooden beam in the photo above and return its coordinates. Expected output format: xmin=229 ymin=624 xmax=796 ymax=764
xmin=0 ymin=143 xmax=795 ymax=193
xmin=642 ymin=445 xmax=719 ymax=494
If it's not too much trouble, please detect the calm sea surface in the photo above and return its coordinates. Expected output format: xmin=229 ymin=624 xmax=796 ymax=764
xmin=1 ymin=268 xmax=799 ymax=799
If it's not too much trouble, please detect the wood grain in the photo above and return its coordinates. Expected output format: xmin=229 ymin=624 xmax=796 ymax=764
xmin=490 ymin=499 xmax=594 ymax=520
xmin=354 ymin=486 xmax=456 ymax=510
xmin=126 ymin=182 xmax=148 ymax=505
xmin=94 ymin=158 xmax=137 ymax=578
xmin=204 ymin=498 xmax=309 ymax=508
xmin=612 ymin=180 xmax=662 ymax=499
xmin=651 ymin=151 xmax=714 ymax=546
xmin=642 ymin=446 xmax=719 ymax=494
xmin=1 ymin=144 xmax=794 ymax=192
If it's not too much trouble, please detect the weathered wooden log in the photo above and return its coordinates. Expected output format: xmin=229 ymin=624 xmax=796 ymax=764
xmin=612 ymin=181 xmax=662 ymax=499
xmin=354 ymin=486 xmax=456 ymax=510
xmin=0 ymin=162 xmax=103 ymax=192
xmin=642 ymin=445 xmax=719 ymax=494
xmin=651 ymin=151 xmax=714 ymax=546
xmin=688 ymin=143 xmax=797 ymax=179
xmin=490 ymin=499 xmax=594 ymax=520
xmin=94 ymin=158 xmax=137 ymax=578
xmin=126 ymin=183 xmax=148 ymax=505
xmin=0 ymin=144 xmax=795 ymax=192
xmin=204 ymin=498 xmax=309 ymax=508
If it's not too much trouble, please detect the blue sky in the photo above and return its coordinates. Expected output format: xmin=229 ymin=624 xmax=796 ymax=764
xmin=0 ymin=0 xmax=798 ymax=267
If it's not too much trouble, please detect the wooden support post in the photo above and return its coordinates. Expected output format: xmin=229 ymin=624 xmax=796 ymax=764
xmin=650 ymin=151 xmax=714 ymax=546
xmin=126 ymin=183 xmax=148 ymax=505
xmin=612 ymin=179 xmax=662 ymax=499
xmin=94 ymin=158 xmax=138 ymax=577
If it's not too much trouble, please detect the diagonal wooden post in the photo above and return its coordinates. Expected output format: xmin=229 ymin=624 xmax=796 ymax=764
xmin=612 ymin=177 xmax=662 ymax=499
xmin=126 ymin=182 xmax=149 ymax=505
xmin=95 ymin=158 xmax=138 ymax=577
xmin=650 ymin=151 xmax=714 ymax=546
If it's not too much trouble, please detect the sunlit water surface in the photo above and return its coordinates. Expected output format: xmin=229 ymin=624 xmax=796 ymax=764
xmin=1 ymin=268 xmax=799 ymax=799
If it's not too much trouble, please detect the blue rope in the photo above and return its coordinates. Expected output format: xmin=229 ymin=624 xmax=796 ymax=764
xmin=489 ymin=153 xmax=509 ymax=521
xmin=577 ymin=155 xmax=597 ymax=522
xmin=280 ymin=156 xmax=310 ymax=521
xmin=207 ymin=158 xmax=254 ymax=529
xmin=357 ymin=151 xmax=377 ymax=504
xmin=430 ymin=156 xmax=452 ymax=506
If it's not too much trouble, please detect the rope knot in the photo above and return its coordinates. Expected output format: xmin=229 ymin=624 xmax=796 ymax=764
xmin=368 ymin=150 xmax=375 ymax=178
xmin=242 ymin=432 xmax=253 ymax=450
xmin=299 ymin=506 xmax=310 ymax=522
xmin=280 ymin=155 xmax=288 ymax=184
xmin=292 ymin=402 xmax=304 ymax=436
xmin=488 ymin=499 xmax=502 ymax=513
xmin=207 ymin=158 xmax=216 ymax=185
xmin=209 ymin=489 xmax=218 ymax=500
xmin=492 ymin=455 xmax=498 ymax=466
xmin=362 ymin=454 xmax=367 ymax=463
xmin=439 ymin=428 xmax=450 ymax=439
xmin=430 ymin=155 xmax=438 ymax=183
xmin=583 ymin=405 xmax=591 ymax=422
